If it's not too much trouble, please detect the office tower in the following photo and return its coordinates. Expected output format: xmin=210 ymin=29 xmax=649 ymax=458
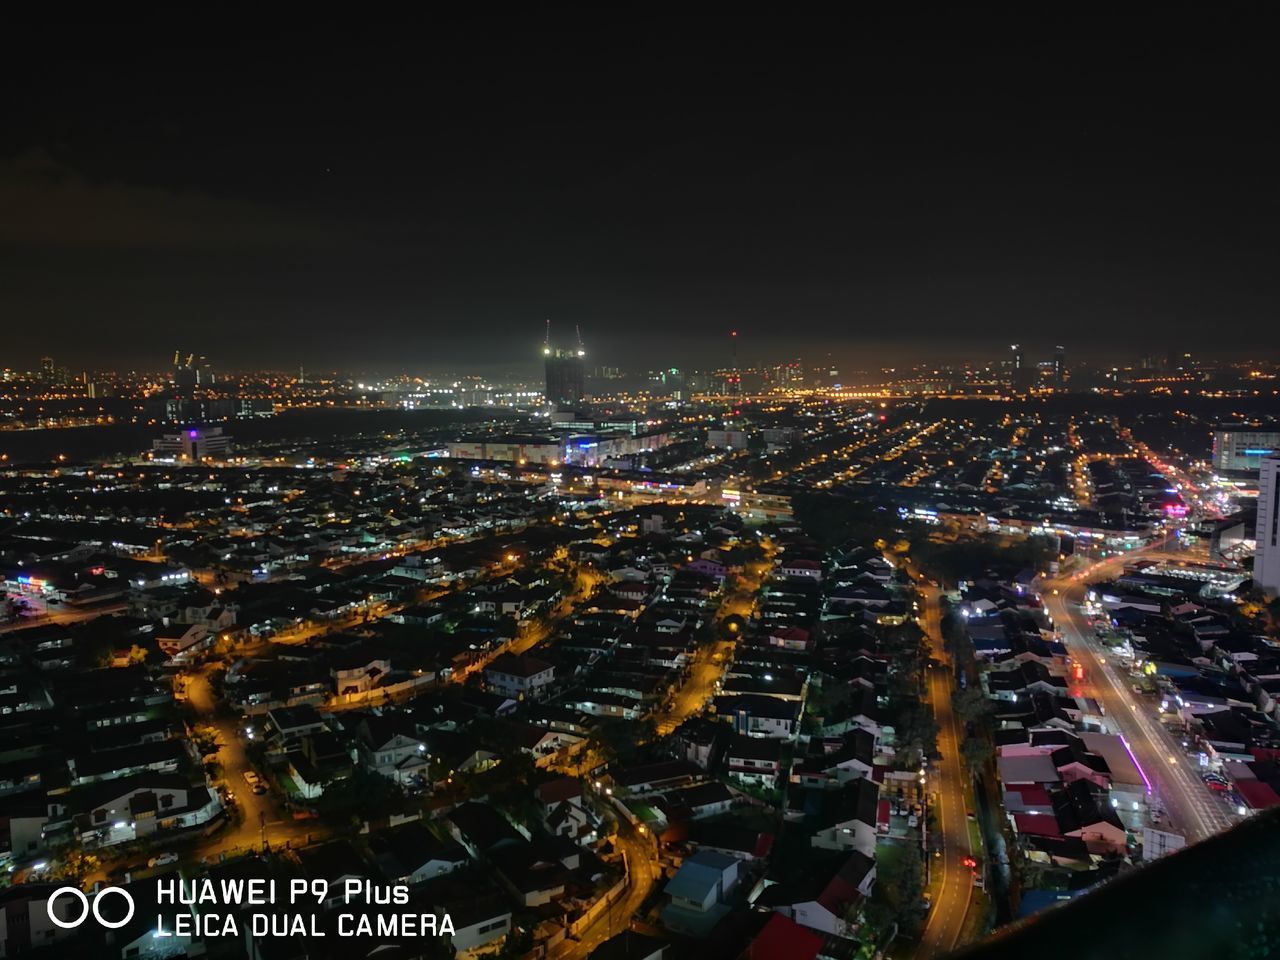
xmin=661 ymin=367 xmax=685 ymax=400
xmin=727 ymin=330 xmax=742 ymax=399
xmin=542 ymin=321 xmax=586 ymax=407
xmin=1010 ymin=344 xmax=1034 ymax=391
xmin=152 ymin=426 xmax=234 ymax=462
xmin=40 ymin=357 xmax=54 ymax=382
xmin=174 ymin=351 xmax=198 ymax=395
xmin=1255 ymin=454 xmax=1280 ymax=595
xmin=1213 ymin=431 xmax=1280 ymax=474
xmin=1054 ymin=345 xmax=1066 ymax=386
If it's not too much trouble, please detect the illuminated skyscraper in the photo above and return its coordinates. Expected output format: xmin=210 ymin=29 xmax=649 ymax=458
xmin=1054 ymin=345 xmax=1066 ymax=386
xmin=543 ymin=321 xmax=586 ymax=407
xmin=1010 ymin=344 xmax=1034 ymax=391
xmin=727 ymin=330 xmax=742 ymax=399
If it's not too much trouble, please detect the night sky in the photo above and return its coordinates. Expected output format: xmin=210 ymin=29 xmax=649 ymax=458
xmin=3 ymin=15 xmax=1277 ymax=373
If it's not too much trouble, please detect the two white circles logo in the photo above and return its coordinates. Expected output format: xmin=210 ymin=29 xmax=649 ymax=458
xmin=47 ymin=886 xmax=135 ymax=930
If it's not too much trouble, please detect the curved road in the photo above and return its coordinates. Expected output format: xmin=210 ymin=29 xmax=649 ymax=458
xmin=552 ymin=821 xmax=659 ymax=959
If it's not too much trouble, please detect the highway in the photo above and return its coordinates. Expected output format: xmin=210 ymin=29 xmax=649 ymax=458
xmin=916 ymin=581 xmax=975 ymax=959
xmin=1042 ymin=574 xmax=1234 ymax=843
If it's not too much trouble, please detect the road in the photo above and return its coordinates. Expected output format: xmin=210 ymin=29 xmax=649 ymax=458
xmin=551 ymin=820 xmax=660 ymax=959
xmin=0 ymin=600 xmax=126 ymax=632
xmin=916 ymin=582 xmax=974 ymax=959
xmin=653 ymin=636 xmax=735 ymax=737
xmin=1042 ymin=576 xmax=1234 ymax=843
xmin=183 ymin=669 xmax=319 ymax=858
xmin=651 ymin=547 xmax=774 ymax=737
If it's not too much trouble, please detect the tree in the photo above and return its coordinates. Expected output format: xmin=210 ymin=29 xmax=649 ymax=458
xmin=960 ymin=736 xmax=994 ymax=771
xmin=893 ymin=699 xmax=939 ymax=767
xmin=594 ymin=717 xmax=656 ymax=764
xmin=952 ymin=686 xmax=993 ymax=726
xmin=864 ymin=840 xmax=926 ymax=939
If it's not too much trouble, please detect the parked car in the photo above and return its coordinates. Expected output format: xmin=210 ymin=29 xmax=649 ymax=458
xmin=243 ymin=771 xmax=261 ymax=787
xmin=148 ymin=852 xmax=179 ymax=868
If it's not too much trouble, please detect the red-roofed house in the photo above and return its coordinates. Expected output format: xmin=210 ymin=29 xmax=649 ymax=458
xmin=1013 ymin=814 xmax=1063 ymax=838
xmin=756 ymin=851 xmax=875 ymax=937
xmin=744 ymin=913 xmax=822 ymax=960
xmin=1237 ymin=779 xmax=1280 ymax=811
xmin=876 ymin=799 xmax=891 ymax=834
xmin=767 ymin=627 xmax=812 ymax=651
xmin=1005 ymin=785 xmax=1054 ymax=817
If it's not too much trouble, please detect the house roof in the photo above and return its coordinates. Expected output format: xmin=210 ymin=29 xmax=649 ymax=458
xmin=756 ymin=851 xmax=874 ymax=916
xmin=728 ymin=734 xmax=784 ymax=762
xmin=747 ymin=912 xmax=823 ymax=960
xmin=368 ymin=822 xmax=467 ymax=878
xmin=296 ymin=839 xmax=368 ymax=883
xmin=786 ymin=778 xmax=878 ymax=829
xmin=664 ymin=857 xmax=726 ymax=901
xmin=486 ymin=652 xmax=554 ymax=678
xmin=997 ymin=754 xmax=1061 ymax=785
xmin=589 ymin=931 xmax=669 ymax=960
xmin=1012 ymin=785 xmax=1054 ymax=807
xmin=447 ymin=802 xmax=522 ymax=852
xmin=1236 ymin=779 xmax=1280 ymax=810
xmin=1014 ymin=814 xmax=1063 ymax=838
xmin=536 ymin=776 xmax=583 ymax=806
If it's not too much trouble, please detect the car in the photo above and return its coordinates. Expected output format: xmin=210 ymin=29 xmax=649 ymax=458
xmin=252 ymin=783 xmax=267 ymax=795
xmin=243 ymin=771 xmax=261 ymax=787
xmin=148 ymin=852 xmax=178 ymax=868
xmin=966 ymin=810 xmax=976 ymax=820
xmin=908 ymin=814 xmax=919 ymax=828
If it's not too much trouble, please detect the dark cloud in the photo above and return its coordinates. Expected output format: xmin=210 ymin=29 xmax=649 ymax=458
xmin=1 ymin=15 xmax=1278 ymax=372
xmin=0 ymin=149 xmax=333 ymax=251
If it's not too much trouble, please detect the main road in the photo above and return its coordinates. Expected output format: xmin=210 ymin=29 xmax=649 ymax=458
xmin=916 ymin=580 xmax=975 ymax=959
xmin=1042 ymin=573 xmax=1234 ymax=842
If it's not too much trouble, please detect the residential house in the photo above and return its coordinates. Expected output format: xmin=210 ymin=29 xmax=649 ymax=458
xmin=660 ymin=849 xmax=739 ymax=937
xmin=485 ymin=653 xmax=555 ymax=701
